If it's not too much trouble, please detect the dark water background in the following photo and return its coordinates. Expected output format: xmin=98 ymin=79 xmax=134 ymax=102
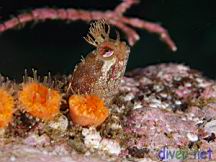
xmin=0 ymin=0 xmax=215 ymax=81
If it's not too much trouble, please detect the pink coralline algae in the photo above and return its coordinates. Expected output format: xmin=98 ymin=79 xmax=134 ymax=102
xmin=119 ymin=64 xmax=216 ymax=161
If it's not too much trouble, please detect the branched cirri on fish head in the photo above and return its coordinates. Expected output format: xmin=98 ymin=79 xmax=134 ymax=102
xmin=70 ymin=20 xmax=130 ymax=105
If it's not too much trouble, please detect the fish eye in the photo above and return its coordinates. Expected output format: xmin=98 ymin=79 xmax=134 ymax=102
xmin=99 ymin=46 xmax=114 ymax=58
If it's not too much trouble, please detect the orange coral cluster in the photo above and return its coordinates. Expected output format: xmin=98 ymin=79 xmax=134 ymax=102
xmin=18 ymin=82 xmax=62 ymax=121
xmin=0 ymin=81 xmax=109 ymax=128
xmin=69 ymin=95 xmax=109 ymax=127
xmin=0 ymin=88 xmax=14 ymax=128
xmin=18 ymin=82 xmax=109 ymax=126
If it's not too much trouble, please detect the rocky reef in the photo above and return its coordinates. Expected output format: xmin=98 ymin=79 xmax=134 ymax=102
xmin=0 ymin=63 xmax=216 ymax=162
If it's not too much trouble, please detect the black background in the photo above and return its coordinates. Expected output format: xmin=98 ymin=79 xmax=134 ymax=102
xmin=0 ymin=0 xmax=215 ymax=81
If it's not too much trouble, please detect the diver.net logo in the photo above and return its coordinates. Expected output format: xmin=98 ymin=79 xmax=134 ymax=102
xmin=158 ymin=147 xmax=213 ymax=161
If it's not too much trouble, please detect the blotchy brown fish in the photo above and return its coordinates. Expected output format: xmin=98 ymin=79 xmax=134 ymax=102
xmin=70 ymin=20 xmax=130 ymax=105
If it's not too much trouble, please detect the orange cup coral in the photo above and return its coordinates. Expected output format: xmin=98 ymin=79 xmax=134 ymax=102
xmin=0 ymin=88 xmax=14 ymax=128
xmin=69 ymin=95 xmax=109 ymax=127
xmin=18 ymin=82 xmax=62 ymax=121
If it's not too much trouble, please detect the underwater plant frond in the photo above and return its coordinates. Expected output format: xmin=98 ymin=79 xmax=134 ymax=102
xmin=0 ymin=0 xmax=177 ymax=51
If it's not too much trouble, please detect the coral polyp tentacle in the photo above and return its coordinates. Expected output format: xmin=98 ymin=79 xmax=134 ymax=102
xmin=18 ymin=70 xmax=62 ymax=121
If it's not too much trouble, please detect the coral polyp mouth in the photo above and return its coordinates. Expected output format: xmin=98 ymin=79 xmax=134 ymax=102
xmin=18 ymin=82 xmax=62 ymax=121
xmin=69 ymin=95 xmax=109 ymax=127
xmin=0 ymin=88 xmax=14 ymax=128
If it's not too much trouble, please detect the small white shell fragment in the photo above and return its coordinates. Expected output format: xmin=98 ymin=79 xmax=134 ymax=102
xmin=99 ymin=139 xmax=121 ymax=155
xmin=48 ymin=115 xmax=68 ymax=132
xmin=187 ymin=133 xmax=198 ymax=142
xmin=24 ymin=133 xmax=50 ymax=146
xmin=175 ymin=100 xmax=182 ymax=105
xmin=0 ymin=128 xmax=5 ymax=137
xmin=139 ymin=158 xmax=158 ymax=162
xmin=111 ymin=123 xmax=122 ymax=129
xmin=133 ymin=102 xmax=143 ymax=109
xmin=204 ymin=120 xmax=216 ymax=134
xmin=9 ymin=156 xmax=16 ymax=162
xmin=123 ymin=92 xmax=134 ymax=101
xmin=82 ymin=127 xmax=102 ymax=149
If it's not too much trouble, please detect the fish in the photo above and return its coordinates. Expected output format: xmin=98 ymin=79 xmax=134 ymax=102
xmin=70 ymin=20 xmax=130 ymax=105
